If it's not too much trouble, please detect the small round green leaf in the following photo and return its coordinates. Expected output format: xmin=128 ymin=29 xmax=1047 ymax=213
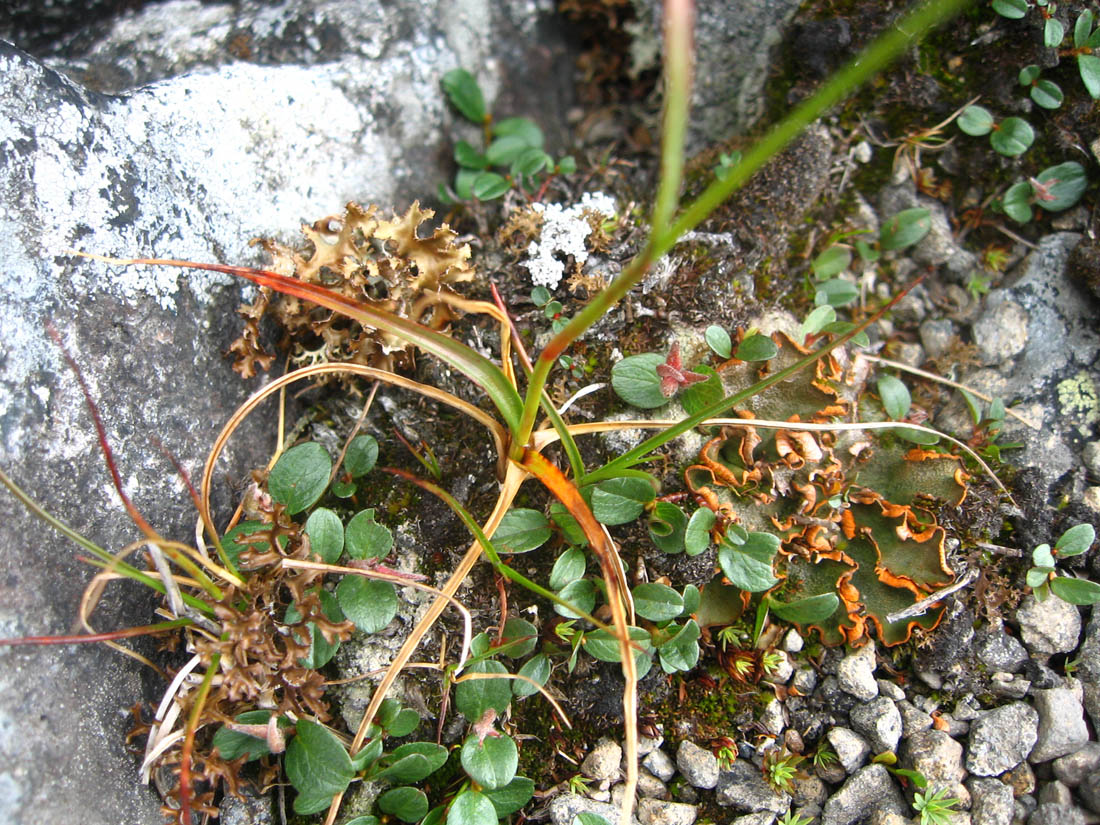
xmin=632 ymin=582 xmax=685 ymax=622
xmin=494 ymin=508 xmax=552 ymax=554
xmin=345 ymin=818 xmax=382 ymax=825
xmin=285 ymin=589 xmax=344 ymax=669
xmin=484 ymin=776 xmax=535 ymax=817
xmin=990 ymin=117 xmax=1034 ymax=156
xmin=735 ymin=332 xmax=780 ymax=361
xmin=718 ymin=533 xmax=780 ymax=592
xmin=554 ymin=578 xmax=596 ymax=619
xmin=305 ymin=508 xmax=344 ymax=564
xmin=461 ymin=733 xmax=519 ymax=790
xmin=767 ymin=593 xmax=840 ymax=624
xmin=455 ymin=140 xmax=489 ymax=170
xmin=897 ymin=426 xmax=940 ymax=445
xmin=1031 ymin=78 xmax=1064 ymax=109
xmin=378 ymin=787 xmax=429 ymax=823
xmin=212 ymin=710 xmax=290 ymax=761
xmin=557 ymin=155 xmax=578 ymax=174
xmin=684 ymin=508 xmax=716 ymax=556
xmin=285 ymin=719 xmax=354 ymax=798
xmin=448 ymin=790 xmax=498 ymax=825
xmin=799 ymin=305 xmax=837 ymax=343
xmin=611 ymin=353 xmax=668 ymax=409
xmin=658 ymin=619 xmax=701 ymax=673
xmin=681 ymin=584 xmax=701 ymax=615
xmin=992 ymin=0 xmax=1028 ymax=18
xmin=591 ymin=477 xmax=655 ymax=526
xmin=705 ymin=325 xmax=732 ymax=359
xmin=499 ymin=617 xmax=538 ymax=659
xmin=877 ymin=374 xmax=912 ymax=420
xmin=513 ymin=653 xmax=551 ymax=698
xmin=648 ymin=501 xmax=688 ymax=554
xmin=336 ymin=577 xmax=397 ymax=633
xmin=268 ymin=442 xmax=332 ymax=514
xmin=471 ymin=172 xmax=510 ymax=200
xmin=1055 ymin=523 xmax=1095 ymax=556
xmin=455 ymin=167 xmax=479 ymax=200
xmin=1002 ymin=181 xmax=1034 ymax=223
xmin=512 ymin=147 xmax=553 ymax=177
xmin=345 ymin=434 xmax=379 ymax=478
xmin=1032 ymin=543 xmax=1055 ymax=567
xmin=492 ymin=117 xmax=545 ymax=147
xmin=1079 ymin=54 xmax=1100 ymax=98
xmin=958 ymin=105 xmax=995 ymax=136
xmin=812 ymin=245 xmax=852 ymax=279
xmin=456 ymin=660 xmax=512 ymax=720
xmin=1035 ymin=162 xmax=1088 ymax=212
xmin=815 ymin=278 xmax=859 ymax=307
xmin=486 ymin=135 xmax=531 ymax=166
xmin=1049 ymin=576 xmax=1100 ymax=605
xmin=879 ymin=208 xmax=932 ymax=251
xmin=679 ymin=366 xmax=724 ymax=416
xmin=549 ymin=547 xmax=587 ymax=590
xmin=583 ymin=626 xmax=653 ymax=666
xmin=441 ymin=69 xmax=486 ymax=123
xmin=1044 ymin=17 xmax=1066 ymax=47
xmin=1075 ymin=9 xmax=1096 ymax=48
xmin=1018 ymin=65 xmax=1041 ymax=85
xmin=345 ymin=509 xmax=393 ymax=560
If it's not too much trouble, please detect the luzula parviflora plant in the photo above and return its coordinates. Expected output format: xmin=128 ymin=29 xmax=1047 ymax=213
xmin=0 ymin=0 xmax=980 ymax=822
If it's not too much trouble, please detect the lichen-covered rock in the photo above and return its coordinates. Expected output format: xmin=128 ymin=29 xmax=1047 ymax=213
xmin=849 ymin=696 xmax=902 ymax=754
xmin=968 ymin=777 xmax=1014 ymax=825
xmin=1029 ymin=688 xmax=1090 ymax=763
xmin=582 ymin=737 xmax=623 ymax=782
xmin=900 ymin=729 xmax=968 ymax=807
xmin=966 ymin=702 xmax=1039 ymax=777
xmin=1016 ymin=594 xmax=1082 ymax=656
xmin=676 ymin=740 xmax=719 ymax=790
xmin=820 ymin=765 xmax=907 ymax=825
xmin=714 ymin=759 xmax=791 ymax=814
xmin=836 ymin=643 xmax=878 ymax=701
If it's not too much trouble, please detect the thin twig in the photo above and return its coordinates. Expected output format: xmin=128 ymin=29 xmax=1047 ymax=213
xmin=885 ymin=567 xmax=979 ymax=623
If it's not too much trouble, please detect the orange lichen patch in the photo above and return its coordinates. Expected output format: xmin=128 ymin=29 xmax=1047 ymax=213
xmin=229 ymin=201 xmax=473 ymax=378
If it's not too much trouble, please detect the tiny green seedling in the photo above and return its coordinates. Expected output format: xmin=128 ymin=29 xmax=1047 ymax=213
xmin=912 ymin=786 xmax=962 ymax=825
xmin=440 ymin=69 xmax=576 ymax=202
xmin=1027 ymin=523 xmax=1100 ymax=604
xmin=957 ymin=105 xmax=1034 ymax=156
xmin=999 ymin=161 xmax=1088 ymax=224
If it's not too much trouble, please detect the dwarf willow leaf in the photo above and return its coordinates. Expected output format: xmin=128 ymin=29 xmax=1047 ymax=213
xmin=441 ymin=69 xmax=486 ymax=123
xmin=815 ymin=278 xmax=859 ymax=307
xmin=1035 ymin=162 xmax=1088 ymax=212
xmin=345 ymin=818 xmax=381 ymax=825
xmin=735 ymin=332 xmax=779 ymax=362
xmin=345 ymin=434 xmax=379 ymax=477
xmin=455 ymin=167 xmax=479 ymax=200
xmin=513 ymin=653 xmax=551 ymax=698
xmin=632 ymin=582 xmax=684 ymax=622
xmin=285 ymin=719 xmax=354 ymax=801
xmin=680 ymin=365 xmax=724 ymax=416
xmin=1079 ymin=54 xmax=1100 ymax=98
xmin=877 ymin=374 xmax=911 ymax=420
xmin=493 ymin=117 xmax=545 ymax=147
xmin=1002 ymin=181 xmax=1034 ymax=223
xmin=658 ymin=619 xmax=700 ymax=673
xmin=1018 ymin=65 xmax=1041 ymax=86
xmin=990 ymin=117 xmax=1034 ymax=157
xmin=611 ymin=352 xmax=668 ymax=409
xmin=305 ymin=508 xmax=344 ymax=564
xmin=390 ymin=742 xmax=448 ymax=774
xmin=591 ymin=477 xmax=655 ymax=525
xmin=336 ymin=577 xmax=397 ymax=633
xmin=455 ymin=140 xmax=489 ymax=170
xmin=681 ymin=584 xmax=701 ymax=615
xmin=705 ymin=324 xmax=732 ymax=358
xmin=1055 ymin=523 xmax=1095 ymax=556
xmin=500 ymin=617 xmax=538 ymax=659
xmin=285 ymin=588 xmax=344 ymax=669
xmin=472 ymin=172 xmax=510 ymax=200
xmin=648 ymin=500 xmax=688 ymax=554
xmin=1031 ymin=78 xmax=1064 ymax=109
xmin=350 ymin=737 xmax=383 ymax=771
xmin=486 ymin=135 xmax=530 ymax=166
xmin=268 ymin=442 xmax=332 ymax=514
xmin=812 ymin=245 xmax=852 ymax=279
xmin=554 ymin=578 xmax=596 ymax=618
xmin=212 ymin=710 xmax=290 ymax=761
xmin=582 ymin=626 xmax=652 ymax=661
xmin=494 ymin=508 xmax=552 ymax=553
xmin=557 ymin=155 xmax=577 ymax=174
xmin=799 ymin=305 xmax=836 ymax=343
xmin=1050 ymin=577 xmax=1100 ymax=604
xmin=767 ymin=593 xmax=840 ymax=624
xmin=879 ymin=208 xmax=932 ymax=251
xmin=549 ymin=547 xmax=587 ymax=590
xmin=484 ymin=776 xmax=535 ymax=816
xmin=684 ymin=507 xmax=716 ymax=556
xmin=456 ymin=660 xmax=512 ymax=720
xmin=897 ymin=426 xmax=940 ymax=445
xmin=448 ymin=790 xmax=498 ymax=825
xmin=992 ymin=0 xmax=1027 ymax=18
xmin=958 ymin=105 xmax=994 ymax=135
xmin=461 ymin=733 xmax=519 ymax=790
xmin=718 ymin=532 xmax=780 ymax=592
xmin=375 ymin=754 xmax=436 ymax=783
xmin=549 ymin=500 xmax=588 ymax=547
xmin=378 ymin=787 xmax=429 ymax=823
xmin=345 ymin=509 xmax=393 ymax=560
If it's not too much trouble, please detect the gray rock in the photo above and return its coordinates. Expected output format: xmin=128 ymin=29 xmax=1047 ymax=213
xmin=637 ymin=799 xmax=697 ymax=825
xmin=821 ymin=764 xmax=907 ymax=825
xmin=1002 ymin=761 xmax=1037 ymax=796
xmin=1036 ymin=781 xmax=1072 ymax=807
xmin=715 ymin=760 xmax=791 ymax=814
xmin=1078 ymin=615 xmax=1100 ymax=730
xmin=636 ymin=770 xmax=669 ymax=800
xmin=1083 ymin=440 xmax=1100 ymax=477
xmin=549 ymin=793 xmax=640 ymax=825
xmin=827 ymin=727 xmax=871 ymax=775
xmin=897 ymin=699 xmax=934 ymax=737
xmin=1052 ymin=742 xmax=1100 ymax=787
xmin=731 ymin=814 xmax=778 ymax=825
xmin=676 ymin=740 xmax=719 ymax=790
xmin=973 ymin=297 xmax=1029 ymax=365
xmin=1081 ymin=769 xmax=1100 ymax=814
xmin=638 ymin=732 xmax=665 ymax=757
xmin=783 ymin=629 xmax=804 ymax=653
xmin=1016 ymin=595 xmax=1082 ymax=656
xmin=643 ymin=748 xmax=676 ymax=782
xmin=876 ymin=679 xmax=906 ymax=701
xmin=836 ymin=643 xmax=878 ymax=701
xmin=920 ymin=318 xmax=958 ymax=360
xmin=966 ymin=702 xmax=1039 ymax=777
xmin=1027 ymin=803 xmax=1085 ymax=825
xmin=901 ymin=730 xmax=968 ymax=805
xmin=878 ymin=185 xmax=978 ymax=279
xmin=761 ymin=697 xmax=786 ymax=736
xmin=974 ymin=622 xmax=1030 ymax=673
xmin=0 ymin=4 xmax=578 ymax=824
xmin=791 ymin=774 xmax=828 ymax=809
xmin=583 ymin=738 xmax=623 ymax=782
xmin=968 ymin=777 xmax=1014 ymax=825
xmin=791 ymin=667 xmax=818 ymax=695
xmin=989 ymin=673 xmax=1032 ymax=700
xmin=1029 ymin=689 xmax=1090 ymax=763
xmin=849 ymin=696 xmax=903 ymax=754
xmin=636 ymin=0 xmax=802 ymax=152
